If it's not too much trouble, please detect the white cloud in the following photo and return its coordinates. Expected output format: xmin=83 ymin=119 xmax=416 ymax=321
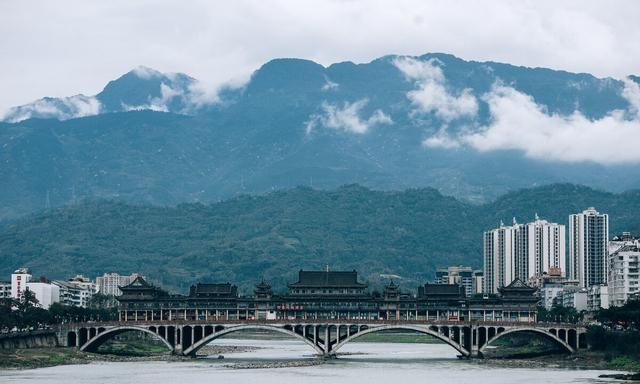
xmin=131 ymin=65 xmax=162 ymax=79
xmin=2 ymin=1 xmax=639 ymax=116
xmin=622 ymin=78 xmax=640 ymax=116
xmin=306 ymin=99 xmax=392 ymax=134
xmin=321 ymin=76 xmax=339 ymax=91
xmin=1 ymin=95 xmax=101 ymax=122
xmin=426 ymin=80 xmax=640 ymax=164
xmin=423 ymin=130 xmax=461 ymax=149
xmin=393 ymin=57 xmax=478 ymax=121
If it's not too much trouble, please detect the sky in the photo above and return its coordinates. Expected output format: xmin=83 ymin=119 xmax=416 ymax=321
xmin=1 ymin=0 xmax=639 ymax=116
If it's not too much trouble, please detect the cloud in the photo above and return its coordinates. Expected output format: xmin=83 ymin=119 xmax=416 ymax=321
xmin=426 ymin=80 xmax=640 ymax=164
xmin=131 ymin=65 xmax=162 ymax=80
xmin=1 ymin=95 xmax=101 ymax=122
xmin=122 ymin=82 xmax=182 ymax=113
xmin=2 ymin=1 xmax=640 ymax=116
xmin=321 ymin=76 xmax=339 ymax=91
xmin=306 ymin=99 xmax=392 ymax=134
xmin=393 ymin=57 xmax=478 ymax=121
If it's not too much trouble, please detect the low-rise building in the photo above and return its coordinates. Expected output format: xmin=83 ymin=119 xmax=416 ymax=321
xmin=0 ymin=281 xmax=11 ymax=298
xmin=587 ymin=284 xmax=609 ymax=311
xmin=96 ymin=272 xmax=142 ymax=296
xmin=25 ymin=282 xmax=60 ymax=309
xmin=561 ymin=287 xmax=588 ymax=311
xmin=436 ymin=266 xmax=483 ymax=297
xmin=53 ymin=276 xmax=95 ymax=308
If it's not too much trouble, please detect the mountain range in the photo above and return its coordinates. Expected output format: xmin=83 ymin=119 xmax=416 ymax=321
xmin=1 ymin=184 xmax=639 ymax=293
xmin=2 ymin=53 xmax=640 ymax=219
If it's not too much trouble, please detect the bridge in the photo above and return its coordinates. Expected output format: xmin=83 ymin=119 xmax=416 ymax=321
xmin=57 ymin=320 xmax=588 ymax=358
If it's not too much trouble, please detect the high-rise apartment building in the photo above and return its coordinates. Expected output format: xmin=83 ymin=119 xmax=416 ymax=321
xmin=484 ymin=216 xmax=566 ymax=294
xmin=569 ymin=207 xmax=609 ymax=288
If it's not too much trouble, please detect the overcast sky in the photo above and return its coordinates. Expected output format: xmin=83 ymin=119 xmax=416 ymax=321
xmin=1 ymin=0 xmax=639 ymax=115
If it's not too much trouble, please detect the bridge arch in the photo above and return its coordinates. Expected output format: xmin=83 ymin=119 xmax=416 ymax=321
xmin=479 ymin=327 xmax=574 ymax=355
xmin=79 ymin=325 xmax=173 ymax=353
xmin=182 ymin=324 xmax=325 ymax=356
xmin=331 ymin=325 xmax=470 ymax=357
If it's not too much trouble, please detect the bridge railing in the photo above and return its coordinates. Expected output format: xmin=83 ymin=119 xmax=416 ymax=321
xmin=56 ymin=319 xmax=588 ymax=329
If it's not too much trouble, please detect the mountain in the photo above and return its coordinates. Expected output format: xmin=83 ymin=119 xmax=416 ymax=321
xmin=1 ymin=184 xmax=639 ymax=293
xmin=0 ymin=66 xmax=201 ymax=122
xmin=2 ymin=53 xmax=640 ymax=219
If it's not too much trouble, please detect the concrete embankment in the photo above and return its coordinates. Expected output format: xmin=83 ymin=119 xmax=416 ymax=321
xmin=0 ymin=331 xmax=58 ymax=351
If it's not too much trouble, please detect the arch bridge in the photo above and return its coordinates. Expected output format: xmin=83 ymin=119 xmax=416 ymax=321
xmin=58 ymin=320 xmax=587 ymax=358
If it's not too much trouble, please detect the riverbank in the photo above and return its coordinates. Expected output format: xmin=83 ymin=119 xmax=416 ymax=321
xmin=0 ymin=344 xmax=260 ymax=370
xmin=473 ymin=352 xmax=640 ymax=373
xmin=1 ymin=344 xmax=639 ymax=374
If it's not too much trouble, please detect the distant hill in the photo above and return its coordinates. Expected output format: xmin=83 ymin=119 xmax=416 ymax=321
xmin=2 ymin=53 xmax=640 ymax=219
xmin=1 ymin=184 xmax=638 ymax=294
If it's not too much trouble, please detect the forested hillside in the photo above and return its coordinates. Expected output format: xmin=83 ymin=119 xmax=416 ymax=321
xmin=1 ymin=184 xmax=639 ymax=294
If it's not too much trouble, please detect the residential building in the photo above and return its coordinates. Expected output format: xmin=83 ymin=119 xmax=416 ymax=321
xmin=0 ymin=281 xmax=11 ymax=298
xmin=531 ymin=267 xmax=580 ymax=310
xmin=569 ymin=207 xmax=609 ymax=288
xmin=473 ymin=270 xmax=484 ymax=295
xmin=524 ymin=216 xmax=566 ymax=278
xmin=608 ymin=234 xmax=640 ymax=307
xmin=96 ymin=272 xmax=142 ymax=296
xmin=587 ymin=285 xmax=609 ymax=311
xmin=484 ymin=220 xmax=518 ymax=294
xmin=53 ymin=276 xmax=95 ymax=308
xmin=11 ymin=268 xmax=32 ymax=299
xmin=25 ymin=282 xmax=60 ymax=309
xmin=484 ymin=216 xmax=565 ymax=294
xmin=435 ymin=265 xmax=483 ymax=297
xmin=561 ymin=287 xmax=588 ymax=311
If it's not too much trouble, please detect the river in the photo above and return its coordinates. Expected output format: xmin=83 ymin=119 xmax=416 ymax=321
xmin=0 ymin=338 xmax=625 ymax=383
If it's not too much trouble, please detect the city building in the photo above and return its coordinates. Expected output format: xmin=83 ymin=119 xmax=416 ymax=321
xmin=24 ymin=282 xmax=60 ymax=309
xmin=435 ymin=265 xmax=483 ymax=297
xmin=0 ymin=281 xmax=11 ymax=298
xmin=10 ymin=268 xmax=32 ymax=299
xmin=484 ymin=220 xmax=517 ymax=294
xmin=608 ymin=234 xmax=640 ymax=307
xmin=116 ymin=269 xmax=540 ymax=323
xmin=530 ymin=268 xmax=580 ymax=310
xmin=524 ymin=216 xmax=566 ymax=278
xmin=96 ymin=272 xmax=142 ymax=296
xmin=569 ymin=207 xmax=609 ymax=288
xmin=587 ymin=285 xmax=609 ymax=311
xmin=473 ymin=270 xmax=484 ymax=295
xmin=484 ymin=216 xmax=565 ymax=294
xmin=560 ymin=287 xmax=588 ymax=311
xmin=53 ymin=276 xmax=95 ymax=308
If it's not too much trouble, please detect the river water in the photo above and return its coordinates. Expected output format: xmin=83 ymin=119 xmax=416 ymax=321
xmin=0 ymin=338 xmax=624 ymax=383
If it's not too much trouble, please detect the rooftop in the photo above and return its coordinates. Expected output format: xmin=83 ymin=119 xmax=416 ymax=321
xmin=288 ymin=270 xmax=367 ymax=288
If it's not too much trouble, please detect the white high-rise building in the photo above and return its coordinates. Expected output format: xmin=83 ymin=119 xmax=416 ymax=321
xmin=569 ymin=207 xmax=609 ymax=288
xmin=484 ymin=221 xmax=517 ymax=294
xmin=524 ymin=216 xmax=566 ymax=278
xmin=484 ymin=216 xmax=566 ymax=294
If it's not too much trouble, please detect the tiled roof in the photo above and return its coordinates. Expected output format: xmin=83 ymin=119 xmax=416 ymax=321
xmin=288 ymin=270 xmax=367 ymax=288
